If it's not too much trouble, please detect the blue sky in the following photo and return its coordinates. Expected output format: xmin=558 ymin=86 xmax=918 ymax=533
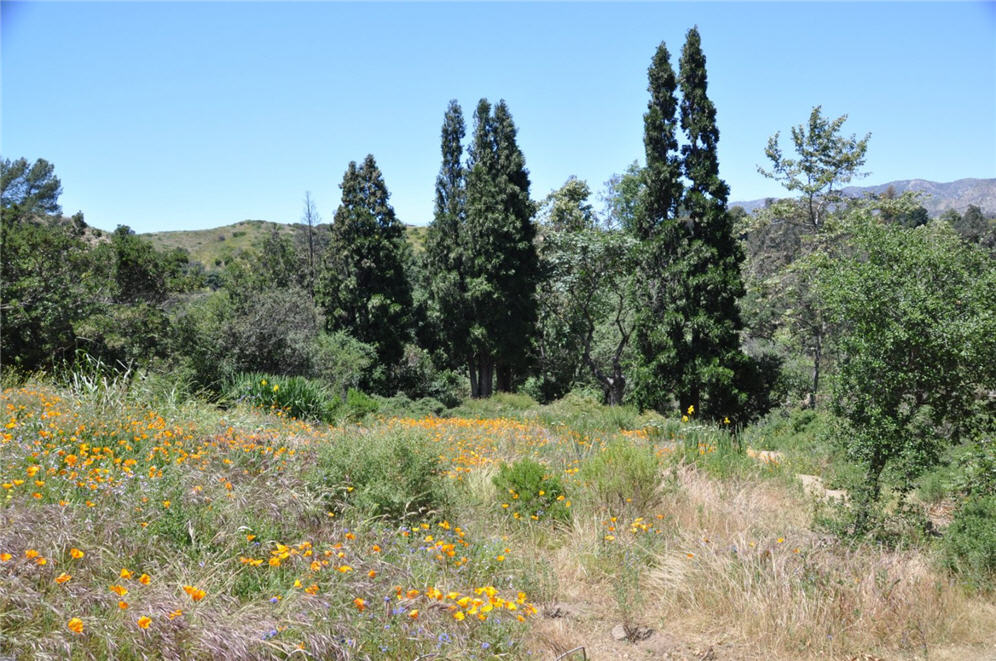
xmin=2 ymin=2 xmax=994 ymax=234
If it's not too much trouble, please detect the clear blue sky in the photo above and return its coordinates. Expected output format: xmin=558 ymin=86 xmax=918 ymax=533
xmin=2 ymin=2 xmax=994 ymax=234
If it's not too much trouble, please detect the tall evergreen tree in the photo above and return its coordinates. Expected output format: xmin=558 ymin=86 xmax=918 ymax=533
xmin=632 ymin=29 xmax=750 ymax=419
xmin=424 ymin=100 xmax=470 ymax=370
xmin=676 ymin=26 xmax=749 ymax=418
xmin=463 ymin=99 xmax=539 ymax=397
xmin=318 ymin=155 xmax=413 ymax=381
xmin=631 ymin=41 xmax=684 ymax=412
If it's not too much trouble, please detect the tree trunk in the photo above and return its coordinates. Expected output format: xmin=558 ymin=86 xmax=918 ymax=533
xmin=606 ymin=373 xmax=625 ymax=406
xmin=482 ymin=361 xmax=494 ymax=398
xmin=811 ymin=327 xmax=823 ymax=403
xmin=468 ymin=357 xmax=480 ymax=399
xmin=496 ymin=364 xmax=513 ymax=393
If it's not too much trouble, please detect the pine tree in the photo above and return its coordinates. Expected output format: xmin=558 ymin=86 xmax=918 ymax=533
xmin=318 ymin=155 xmax=413 ymax=379
xmin=424 ymin=100 xmax=470 ymax=370
xmin=463 ymin=99 xmax=539 ymax=397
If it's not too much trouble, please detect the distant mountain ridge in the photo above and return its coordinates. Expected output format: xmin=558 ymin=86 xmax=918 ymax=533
xmin=731 ymin=177 xmax=996 ymax=217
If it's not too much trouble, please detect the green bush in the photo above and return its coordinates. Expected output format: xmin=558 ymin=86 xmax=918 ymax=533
xmin=225 ymin=372 xmax=338 ymax=422
xmin=311 ymin=428 xmax=449 ymax=521
xmin=942 ymin=494 xmax=996 ymax=593
xmin=343 ymin=388 xmax=379 ymax=421
xmin=373 ymin=393 xmax=446 ymax=418
xmin=493 ymin=458 xmax=570 ymax=523
xmin=580 ymin=439 xmax=660 ymax=511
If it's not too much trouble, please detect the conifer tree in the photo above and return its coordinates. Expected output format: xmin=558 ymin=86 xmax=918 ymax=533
xmin=675 ymin=26 xmax=748 ymax=417
xmin=632 ymin=29 xmax=749 ymax=419
xmin=424 ymin=100 xmax=470 ymax=369
xmin=319 ymin=155 xmax=413 ymax=379
xmin=631 ymin=41 xmax=684 ymax=412
xmin=463 ymin=99 xmax=539 ymax=397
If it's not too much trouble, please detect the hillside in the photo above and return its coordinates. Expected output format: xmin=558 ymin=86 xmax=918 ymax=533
xmin=135 ymin=177 xmax=993 ymax=268
xmin=731 ymin=177 xmax=996 ymax=216
xmin=143 ymin=220 xmax=428 ymax=269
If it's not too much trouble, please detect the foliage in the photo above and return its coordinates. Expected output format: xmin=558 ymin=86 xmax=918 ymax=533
xmin=942 ymin=494 xmax=996 ymax=593
xmin=817 ymin=216 xmax=996 ymax=530
xmin=312 ymin=428 xmax=449 ymax=521
xmin=580 ymin=439 xmax=660 ymax=512
xmin=493 ymin=457 xmax=570 ymax=523
xmin=758 ymin=105 xmax=870 ymax=230
xmin=343 ymin=388 xmax=379 ymax=422
xmin=0 ymin=219 xmax=98 ymax=371
xmin=423 ymin=100 xmax=471 ymax=373
xmin=463 ymin=99 xmax=540 ymax=396
xmin=0 ymin=156 xmax=63 ymax=220
xmin=749 ymin=107 xmax=872 ymax=400
xmin=310 ymin=330 xmax=377 ymax=398
xmin=225 ymin=372 xmax=338 ymax=422
xmin=534 ymin=178 xmax=638 ymax=404
xmin=632 ymin=29 xmax=752 ymax=421
xmin=318 ymin=155 xmax=414 ymax=387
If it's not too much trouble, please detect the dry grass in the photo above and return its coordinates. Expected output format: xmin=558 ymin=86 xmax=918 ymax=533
xmin=526 ymin=463 xmax=996 ymax=660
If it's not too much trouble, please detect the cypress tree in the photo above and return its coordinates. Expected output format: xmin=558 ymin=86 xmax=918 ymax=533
xmin=424 ymin=100 xmax=470 ymax=370
xmin=632 ymin=30 xmax=749 ymax=419
xmin=677 ymin=26 xmax=748 ymax=418
xmin=631 ymin=41 xmax=685 ymax=412
xmin=319 ymin=155 xmax=413 ymax=378
xmin=463 ymin=99 xmax=539 ymax=397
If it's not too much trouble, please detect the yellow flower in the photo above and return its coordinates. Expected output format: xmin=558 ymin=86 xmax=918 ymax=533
xmin=687 ymin=405 xmax=695 ymax=415
xmin=269 ymin=557 xmax=280 ymax=567
xmin=137 ymin=616 xmax=151 ymax=629
xmin=120 ymin=568 xmax=134 ymax=579
xmin=272 ymin=385 xmax=279 ymax=392
xmin=0 ymin=553 xmax=11 ymax=562
xmin=453 ymin=611 xmax=465 ymax=621
xmin=337 ymin=565 xmax=353 ymax=573
xmin=67 ymin=617 xmax=84 ymax=634
xmin=304 ymin=584 xmax=319 ymax=595
xmin=168 ymin=609 xmax=183 ymax=620
xmin=682 ymin=415 xmax=689 ymax=423
xmin=367 ymin=569 xmax=377 ymax=578
xmin=55 ymin=572 xmax=72 ymax=584
xmin=70 ymin=548 xmax=84 ymax=559
xmin=25 ymin=549 xmax=39 ymax=559
xmin=408 ymin=609 xmax=419 ymax=619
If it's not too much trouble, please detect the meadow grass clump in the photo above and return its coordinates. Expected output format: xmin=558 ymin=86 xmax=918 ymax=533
xmin=580 ymin=438 xmax=661 ymax=512
xmin=310 ymin=425 xmax=451 ymax=521
xmin=225 ymin=372 xmax=339 ymax=422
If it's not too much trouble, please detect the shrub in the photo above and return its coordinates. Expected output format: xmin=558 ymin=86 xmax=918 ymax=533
xmin=580 ymin=439 xmax=660 ymax=511
xmin=343 ymin=388 xmax=379 ymax=421
xmin=942 ymin=494 xmax=996 ymax=593
xmin=373 ymin=393 xmax=446 ymax=419
xmin=311 ymin=428 xmax=449 ymax=521
xmin=492 ymin=458 xmax=570 ymax=523
xmin=225 ymin=372 xmax=338 ymax=422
